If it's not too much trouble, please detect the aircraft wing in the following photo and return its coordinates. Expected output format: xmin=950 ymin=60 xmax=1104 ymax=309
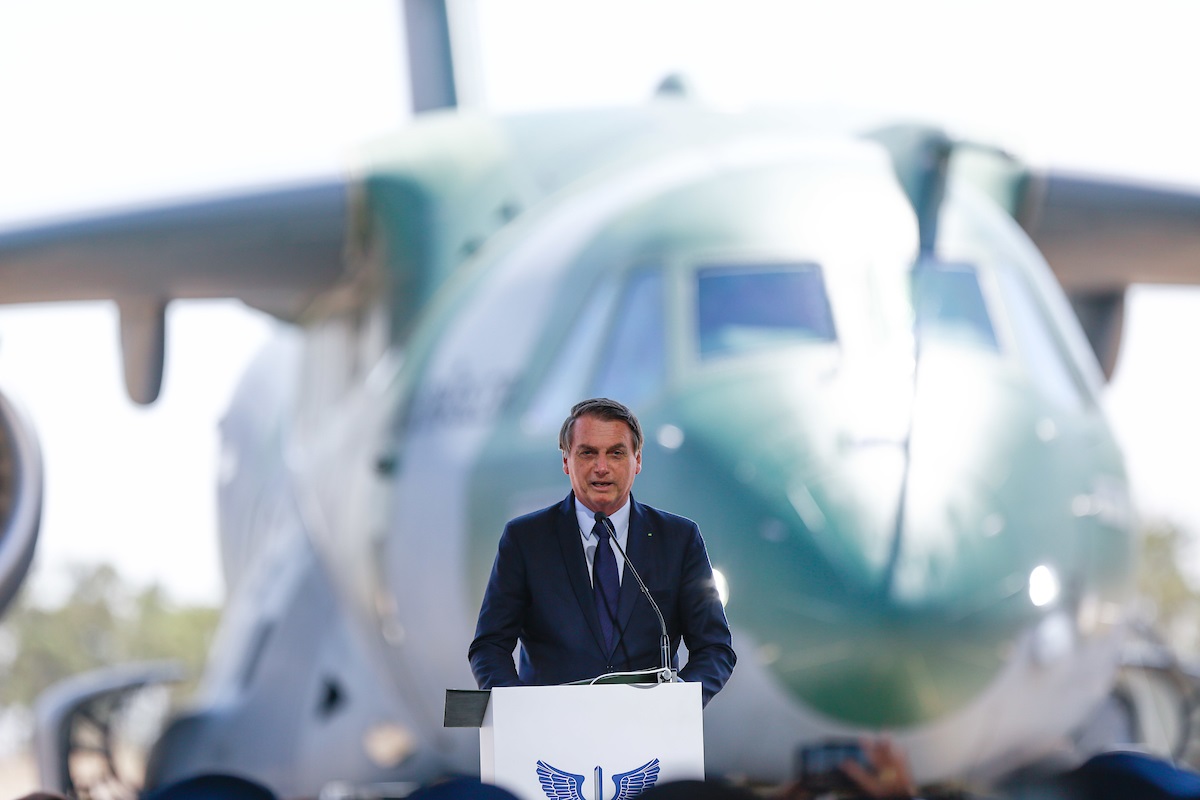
xmin=1026 ymin=171 xmax=1200 ymax=294
xmin=1016 ymin=170 xmax=1200 ymax=378
xmin=22 ymin=166 xmax=1200 ymax=311
xmin=0 ymin=177 xmax=350 ymax=404
xmin=0 ymin=177 xmax=349 ymax=319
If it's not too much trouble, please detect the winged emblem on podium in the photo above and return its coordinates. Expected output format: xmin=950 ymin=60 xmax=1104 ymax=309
xmin=536 ymin=758 xmax=662 ymax=800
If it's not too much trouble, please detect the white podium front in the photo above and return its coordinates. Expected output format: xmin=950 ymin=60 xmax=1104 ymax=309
xmin=478 ymin=683 xmax=704 ymax=800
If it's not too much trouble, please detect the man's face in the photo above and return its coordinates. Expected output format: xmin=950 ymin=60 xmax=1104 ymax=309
xmin=562 ymin=414 xmax=642 ymax=517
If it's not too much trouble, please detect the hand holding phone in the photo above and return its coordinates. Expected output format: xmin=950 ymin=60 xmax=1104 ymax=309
xmin=797 ymin=740 xmax=870 ymax=793
xmin=797 ymin=737 xmax=917 ymax=798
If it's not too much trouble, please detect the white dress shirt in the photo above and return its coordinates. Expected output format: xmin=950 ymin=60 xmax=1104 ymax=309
xmin=575 ymin=497 xmax=630 ymax=586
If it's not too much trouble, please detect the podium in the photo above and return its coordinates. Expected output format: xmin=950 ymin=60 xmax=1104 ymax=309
xmin=447 ymin=682 xmax=705 ymax=800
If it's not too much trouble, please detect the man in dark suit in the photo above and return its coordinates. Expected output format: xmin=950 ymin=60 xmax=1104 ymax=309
xmin=469 ymin=398 xmax=735 ymax=705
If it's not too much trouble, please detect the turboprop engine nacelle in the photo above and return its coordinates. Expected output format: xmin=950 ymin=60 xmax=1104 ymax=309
xmin=0 ymin=386 xmax=43 ymax=614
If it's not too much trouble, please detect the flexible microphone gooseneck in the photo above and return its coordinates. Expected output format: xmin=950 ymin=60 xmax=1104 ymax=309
xmin=595 ymin=512 xmax=674 ymax=684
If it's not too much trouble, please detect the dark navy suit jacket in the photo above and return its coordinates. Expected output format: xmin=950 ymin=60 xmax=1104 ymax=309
xmin=469 ymin=493 xmax=736 ymax=705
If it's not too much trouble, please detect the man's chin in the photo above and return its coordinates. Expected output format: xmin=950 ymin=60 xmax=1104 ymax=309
xmin=583 ymin=491 xmax=620 ymax=514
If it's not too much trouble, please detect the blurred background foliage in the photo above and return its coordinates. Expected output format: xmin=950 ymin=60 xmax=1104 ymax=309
xmin=1136 ymin=521 xmax=1200 ymax=659
xmin=0 ymin=562 xmax=218 ymax=711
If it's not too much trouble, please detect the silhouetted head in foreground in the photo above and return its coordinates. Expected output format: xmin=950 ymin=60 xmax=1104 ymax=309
xmin=140 ymin=773 xmax=276 ymax=800
xmin=1031 ymin=751 xmax=1200 ymax=800
xmin=408 ymin=777 xmax=520 ymax=799
xmin=637 ymin=779 xmax=760 ymax=800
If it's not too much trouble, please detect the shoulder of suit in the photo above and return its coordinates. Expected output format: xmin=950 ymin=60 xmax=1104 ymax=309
xmin=503 ymin=497 xmax=570 ymax=537
xmin=634 ymin=499 xmax=700 ymax=534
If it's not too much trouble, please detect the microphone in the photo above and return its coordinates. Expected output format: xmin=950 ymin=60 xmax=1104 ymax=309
xmin=595 ymin=512 xmax=675 ymax=684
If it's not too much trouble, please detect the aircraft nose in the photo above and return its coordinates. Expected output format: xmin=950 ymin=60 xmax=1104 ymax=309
xmin=643 ymin=364 xmax=1036 ymax=727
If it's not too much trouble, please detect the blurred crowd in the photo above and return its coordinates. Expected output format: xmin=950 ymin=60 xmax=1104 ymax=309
xmin=11 ymin=739 xmax=1200 ymax=800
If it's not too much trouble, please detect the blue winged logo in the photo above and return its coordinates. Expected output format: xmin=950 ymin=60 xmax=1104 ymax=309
xmin=536 ymin=758 xmax=661 ymax=800
xmin=536 ymin=760 xmax=586 ymax=800
xmin=612 ymin=758 xmax=661 ymax=800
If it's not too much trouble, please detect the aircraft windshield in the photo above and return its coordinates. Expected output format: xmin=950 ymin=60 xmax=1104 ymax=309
xmin=592 ymin=268 xmax=666 ymax=407
xmin=913 ymin=261 xmax=999 ymax=351
xmin=697 ymin=264 xmax=836 ymax=359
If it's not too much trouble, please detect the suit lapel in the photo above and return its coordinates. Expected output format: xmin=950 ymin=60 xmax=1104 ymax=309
xmin=556 ymin=493 xmax=609 ymax=654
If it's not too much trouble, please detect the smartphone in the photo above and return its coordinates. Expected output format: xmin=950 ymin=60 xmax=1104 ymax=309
xmin=796 ymin=740 xmax=870 ymax=793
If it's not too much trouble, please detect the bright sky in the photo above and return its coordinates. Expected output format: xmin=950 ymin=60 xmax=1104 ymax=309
xmin=2 ymin=0 xmax=1200 ymax=605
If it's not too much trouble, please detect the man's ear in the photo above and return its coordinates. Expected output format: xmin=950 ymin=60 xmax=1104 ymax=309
xmin=562 ymin=454 xmax=570 ymax=476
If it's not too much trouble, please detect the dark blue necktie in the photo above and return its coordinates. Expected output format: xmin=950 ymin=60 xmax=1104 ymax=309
xmin=592 ymin=515 xmax=620 ymax=650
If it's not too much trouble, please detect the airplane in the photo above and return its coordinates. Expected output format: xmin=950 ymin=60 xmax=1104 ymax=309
xmin=6 ymin=2 xmax=1200 ymax=797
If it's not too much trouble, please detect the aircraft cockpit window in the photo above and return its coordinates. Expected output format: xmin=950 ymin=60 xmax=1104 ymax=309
xmin=913 ymin=262 xmax=999 ymax=351
xmin=590 ymin=268 xmax=666 ymax=408
xmin=697 ymin=264 xmax=836 ymax=359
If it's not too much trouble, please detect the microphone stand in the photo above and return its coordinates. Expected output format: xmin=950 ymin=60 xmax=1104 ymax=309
xmin=599 ymin=514 xmax=675 ymax=685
